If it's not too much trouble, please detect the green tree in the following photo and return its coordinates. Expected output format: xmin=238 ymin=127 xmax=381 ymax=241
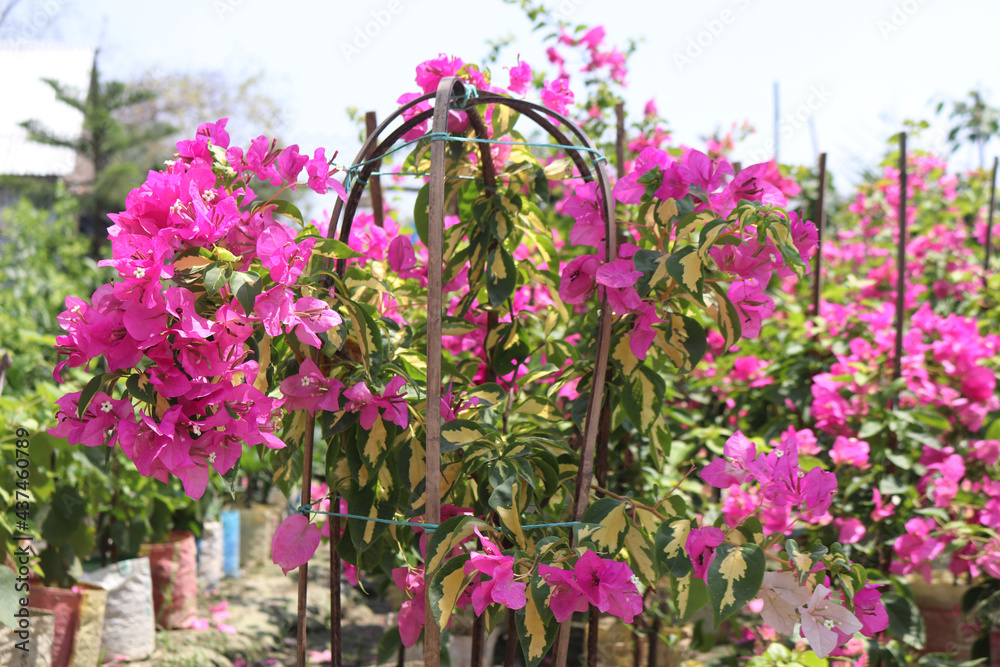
xmin=938 ymin=89 xmax=1000 ymax=168
xmin=20 ymin=50 xmax=175 ymax=256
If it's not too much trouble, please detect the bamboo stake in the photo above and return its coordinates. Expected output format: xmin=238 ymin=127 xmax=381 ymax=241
xmin=615 ymin=101 xmax=626 ymax=178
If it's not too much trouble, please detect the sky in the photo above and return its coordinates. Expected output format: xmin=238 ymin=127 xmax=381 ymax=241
xmin=5 ymin=0 xmax=1000 ymax=208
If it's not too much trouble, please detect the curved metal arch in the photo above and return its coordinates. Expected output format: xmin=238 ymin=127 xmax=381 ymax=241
xmin=322 ymin=79 xmax=620 ymax=667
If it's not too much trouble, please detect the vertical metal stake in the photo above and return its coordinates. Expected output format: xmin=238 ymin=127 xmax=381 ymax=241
xmin=365 ymin=111 xmax=385 ymax=227
xmin=984 ymin=156 xmax=998 ymax=288
xmin=892 ymin=133 xmax=907 ymax=385
xmin=296 ymin=409 xmax=316 ymax=667
xmin=811 ymin=153 xmax=828 ymax=317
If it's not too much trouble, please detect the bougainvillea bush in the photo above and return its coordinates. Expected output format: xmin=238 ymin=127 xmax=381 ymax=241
xmin=677 ymin=145 xmax=1000 ymax=662
xmin=45 ymin=24 xmax=908 ymax=667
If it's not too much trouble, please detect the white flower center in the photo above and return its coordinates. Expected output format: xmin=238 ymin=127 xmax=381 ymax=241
xmin=301 ymin=376 xmax=313 ymax=386
xmin=823 ymin=619 xmax=836 ymax=629
xmin=207 ymin=452 xmax=217 ymax=464
xmin=170 ymin=199 xmax=184 ymax=215
xmin=774 ymin=449 xmax=785 ymax=458
xmin=630 ymin=575 xmax=641 ymax=586
xmin=134 ymin=267 xmax=146 ymax=279
xmin=192 ymin=425 xmax=202 ymax=436
xmin=201 ymin=190 xmax=216 ymax=203
xmin=100 ymin=401 xmax=113 ymax=413
xmin=797 ymin=470 xmax=805 ymax=478
xmin=71 ymin=304 xmax=82 ymax=313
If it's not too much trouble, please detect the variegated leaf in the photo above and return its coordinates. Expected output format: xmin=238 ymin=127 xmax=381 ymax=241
xmin=656 ymin=519 xmax=693 ymax=577
xmin=428 ymin=554 xmax=471 ymax=631
xmin=706 ymin=543 xmax=765 ymax=628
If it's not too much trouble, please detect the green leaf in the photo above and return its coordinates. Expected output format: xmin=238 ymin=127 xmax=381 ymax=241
xmin=706 ymin=543 xmax=765 ymax=628
xmin=204 ymin=263 xmax=230 ymax=293
xmin=0 ymin=567 xmax=20 ymax=628
xmin=672 ymin=573 xmax=710 ymax=622
xmin=440 ymin=420 xmax=487 ymax=453
xmin=656 ymin=314 xmax=707 ymax=374
xmin=665 ymin=246 xmax=705 ymax=301
xmin=425 ymin=515 xmax=488 ymax=575
xmin=428 ymin=554 xmax=471 ymax=632
xmin=697 ymin=218 xmax=731 ymax=261
xmin=786 ymin=539 xmax=828 ymax=585
xmin=883 ymin=592 xmax=925 ymax=649
xmin=229 ymin=270 xmax=262 ymax=316
xmin=577 ymin=497 xmax=630 ymax=553
xmin=77 ymin=373 xmax=107 ymax=418
xmin=463 ymin=383 xmax=507 ymax=409
xmin=489 ymin=476 xmax=526 ymax=549
xmin=414 ymin=184 xmax=430 ymax=245
xmin=271 ymin=199 xmax=303 ymax=225
xmin=656 ymin=519 xmax=693 ymax=577
xmin=705 ymin=282 xmax=742 ymax=349
xmin=486 ymin=245 xmax=517 ymax=308
xmin=375 ymin=625 xmax=403 ymax=666
xmin=310 ymin=237 xmax=366 ymax=259
xmin=125 ymin=372 xmax=156 ymax=405
xmin=516 ymin=571 xmax=559 ymax=667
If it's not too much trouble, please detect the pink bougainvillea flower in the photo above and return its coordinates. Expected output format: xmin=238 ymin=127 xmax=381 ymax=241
xmin=727 ymin=279 xmax=775 ymax=338
xmin=595 ymin=258 xmax=643 ymax=315
xmin=830 ymin=436 xmax=870 ymax=468
xmin=507 ymin=60 xmax=532 ymax=95
xmin=393 ymin=566 xmax=425 ymax=648
xmin=537 ymin=564 xmax=589 ymax=622
xmin=681 ymin=149 xmax=732 ymax=193
xmin=629 ymin=302 xmax=661 ymax=361
xmin=572 ymin=550 xmax=643 ymax=622
xmin=685 ymin=526 xmax=725 ymax=580
xmin=541 ymin=77 xmax=574 ymax=115
xmin=256 ymin=224 xmax=316 ymax=287
xmin=387 ymin=234 xmax=417 ymax=273
xmin=797 ymin=584 xmax=862 ymax=659
xmin=834 ymin=517 xmax=866 ymax=544
xmin=279 ymin=358 xmax=345 ymax=415
xmin=271 ymin=514 xmax=321 ymax=575
xmin=344 ymin=376 xmax=409 ymax=430
xmin=559 ymin=254 xmax=600 ymax=304
xmin=48 ymin=391 xmax=135 ymax=449
xmin=851 ymin=585 xmax=888 ymax=637
xmin=758 ymin=571 xmax=811 ymax=635
xmin=276 ymin=144 xmax=309 ymax=187
xmin=700 ymin=430 xmax=758 ymax=488
xmin=464 ymin=527 xmax=527 ymax=615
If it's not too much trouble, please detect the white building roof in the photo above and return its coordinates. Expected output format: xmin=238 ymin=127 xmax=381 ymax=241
xmin=0 ymin=43 xmax=94 ymax=177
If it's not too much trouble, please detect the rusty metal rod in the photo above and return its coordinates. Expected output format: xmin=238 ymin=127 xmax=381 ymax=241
xmin=892 ymin=133 xmax=907 ymax=384
xmin=365 ymin=112 xmax=385 ymax=227
xmin=811 ymin=152 xmax=827 ymax=317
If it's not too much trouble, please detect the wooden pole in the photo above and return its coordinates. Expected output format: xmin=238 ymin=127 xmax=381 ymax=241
xmin=984 ymin=156 xmax=998 ymax=288
xmin=365 ymin=111 xmax=385 ymax=227
xmin=892 ymin=133 xmax=907 ymax=384
xmin=811 ymin=152 xmax=828 ymax=317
